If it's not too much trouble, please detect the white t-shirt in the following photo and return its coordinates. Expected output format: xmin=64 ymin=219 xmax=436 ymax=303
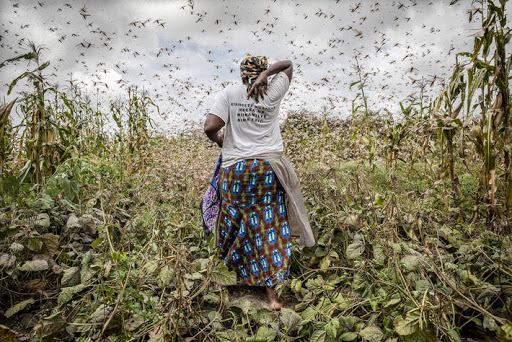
xmin=210 ymin=72 xmax=290 ymax=167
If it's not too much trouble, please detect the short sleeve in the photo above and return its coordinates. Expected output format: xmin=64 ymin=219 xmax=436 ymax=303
xmin=209 ymin=89 xmax=229 ymax=123
xmin=266 ymin=72 xmax=290 ymax=104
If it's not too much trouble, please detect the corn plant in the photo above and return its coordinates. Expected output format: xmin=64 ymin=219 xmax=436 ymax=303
xmin=431 ymin=64 xmax=466 ymax=220
xmin=350 ymin=57 xmax=376 ymax=167
xmin=126 ymin=86 xmax=158 ymax=172
xmin=458 ymin=0 xmax=511 ymax=228
xmin=0 ymin=100 xmax=16 ymax=176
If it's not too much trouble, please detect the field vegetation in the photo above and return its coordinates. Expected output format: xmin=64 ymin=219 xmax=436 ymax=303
xmin=1 ymin=1 xmax=512 ymax=341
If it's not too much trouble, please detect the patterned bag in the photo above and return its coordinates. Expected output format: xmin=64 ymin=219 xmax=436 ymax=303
xmin=200 ymin=154 xmax=222 ymax=239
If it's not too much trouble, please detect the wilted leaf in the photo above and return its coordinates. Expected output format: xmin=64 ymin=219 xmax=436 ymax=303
xmin=0 ymin=324 xmax=17 ymax=342
xmin=124 ymin=315 xmax=144 ymax=332
xmin=58 ymin=284 xmax=88 ymax=305
xmin=157 ymin=265 xmax=174 ymax=288
xmin=483 ymin=316 xmax=497 ymax=331
xmin=400 ymin=255 xmax=420 ymax=271
xmin=66 ymin=214 xmax=81 ymax=232
xmin=19 ymin=259 xmax=49 ymax=272
xmin=346 ymin=242 xmax=364 ymax=259
xmin=40 ymin=234 xmax=59 ymax=256
xmin=61 ymin=266 xmax=81 ymax=287
xmin=233 ymin=299 xmax=254 ymax=315
xmin=394 ymin=311 xmax=419 ymax=336
xmin=148 ymin=324 xmax=165 ymax=342
xmin=359 ymin=324 xmax=384 ymax=342
xmin=9 ymin=243 xmax=24 ymax=253
xmin=34 ymin=213 xmax=50 ymax=229
xmin=5 ymin=298 xmax=35 ymax=318
xmin=0 ymin=254 xmax=16 ymax=268
xmin=91 ymin=304 xmax=111 ymax=323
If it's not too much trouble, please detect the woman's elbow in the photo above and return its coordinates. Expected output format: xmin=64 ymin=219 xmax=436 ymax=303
xmin=204 ymin=121 xmax=215 ymax=135
xmin=204 ymin=114 xmax=224 ymax=135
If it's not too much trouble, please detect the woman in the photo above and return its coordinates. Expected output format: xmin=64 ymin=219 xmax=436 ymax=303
xmin=204 ymin=56 xmax=315 ymax=310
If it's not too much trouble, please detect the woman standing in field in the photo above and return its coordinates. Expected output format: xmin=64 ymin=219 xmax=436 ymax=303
xmin=204 ymin=56 xmax=315 ymax=310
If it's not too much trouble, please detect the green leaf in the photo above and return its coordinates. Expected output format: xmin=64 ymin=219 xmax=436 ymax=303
xmin=332 ymin=293 xmax=350 ymax=309
xmin=8 ymin=61 xmax=50 ymax=95
xmin=59 ymin=198 xmax=77 ymax=210
xmin=415 ymin=280 xmax=432 ymax=292
xmin=339 ymin=316 xmax=360 ymax=329
xmin=0 ymin=52 xmax=37 ymax=69
xmin=340 ymin=332 xmax=358 ymax=341
xmin=298 ymin=306 xmax=315 ymax=323
xmin=346 ymin=242 xmax=364 ymax=259
xmin=349 ymin=81 xmax=360 ymax=89
xmin=62 ymin=178 xmax=78 ymax=200
xmin=325 ymin=319 xmax=340 ymax=338
xmin=310 ymin=328 xmax=327 ymax=342
xmin=247 ymin=326 xmax=276 ymax=342
xmin=497 ymin=322 xmax=512 ymax=341
xmin=27 ymin=193 xmax=55 ymax=210
xmin=4 ymin=299 xmax=35 ymax=318
xmin=91 ymin=238 xmax=104 ymax=249
xmin=280 ymin=308 xmax=301 ymax=331
xmin=447 ymin=329 xmax=462 ymax=342
xmin=359 ymin=324 xmax=384 ymax=342
xmin=211 ymin=262 xmax=237 ymax=286
xmin=27 ymin=238 xmax=43 ymax=252
xmin=384 ymin=297 xmax=401 ymax=309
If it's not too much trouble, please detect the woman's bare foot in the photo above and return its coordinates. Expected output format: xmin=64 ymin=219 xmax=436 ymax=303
xmin=266 ymin=287 xmax=285 ymax=310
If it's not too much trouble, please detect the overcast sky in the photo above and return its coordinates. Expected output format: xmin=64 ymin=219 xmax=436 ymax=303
xmin=0 ymin=0 xmax=503 ymax=132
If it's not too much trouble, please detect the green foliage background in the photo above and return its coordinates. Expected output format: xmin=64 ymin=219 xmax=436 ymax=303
xmin=1 ymin=0 xmax=512 ymax=341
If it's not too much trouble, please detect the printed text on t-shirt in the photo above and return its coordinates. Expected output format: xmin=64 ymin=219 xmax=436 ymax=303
xmin=231 ymin=102 xmax=276 ymax=123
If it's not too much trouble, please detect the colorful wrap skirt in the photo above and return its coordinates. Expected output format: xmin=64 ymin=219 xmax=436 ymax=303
xmin=218 ymin=158 xmax=292 ymax=287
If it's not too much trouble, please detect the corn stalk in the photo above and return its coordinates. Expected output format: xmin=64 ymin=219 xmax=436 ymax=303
xmin=463 ymin=0 xmax=511 ymax=229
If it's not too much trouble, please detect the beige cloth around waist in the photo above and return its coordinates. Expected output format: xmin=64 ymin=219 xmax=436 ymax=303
xmin=214 ymin=152 xmax=316 ymax=248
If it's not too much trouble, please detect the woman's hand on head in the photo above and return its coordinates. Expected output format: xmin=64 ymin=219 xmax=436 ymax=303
xmin=247 ymin=72 xmax=268 ymax=103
